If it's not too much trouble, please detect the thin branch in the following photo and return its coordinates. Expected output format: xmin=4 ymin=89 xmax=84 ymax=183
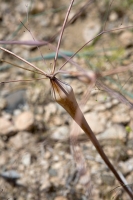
xmin=58 ymin=25 xmax=133 ymax=71
xmin=102 ymin=65 xmax=133 ymax=76
xmin=0 ymin=77 xmax=46 ymax=84
xmin=0 ymin=40 xmax=49 ymax=46
xmin=0 ymin=59 xmax=44 ymax=75
xmin=96 ymin=80 xmax=133 ymax=108
xmin=20 ymin=21 xmax=47 ymax=67
xmin=52 ymin=0 xmax=75 ymax=74
xmin=103 ymin=0 xmax=114 ymax=31
xmin=49 ymin=0 xmax=94 ymax=44
xmin=0 ymin=47 xmax=47 ymax=77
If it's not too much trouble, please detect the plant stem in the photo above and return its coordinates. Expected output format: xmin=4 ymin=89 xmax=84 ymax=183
xmin=52 ymin=0 xmax=75 ymax=74
xmin=52 ymin=77 xmax=133 ymax=199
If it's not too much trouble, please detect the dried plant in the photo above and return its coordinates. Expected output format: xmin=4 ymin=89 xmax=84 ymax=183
xmin=0 ymin=0 xmax=133 ymax=199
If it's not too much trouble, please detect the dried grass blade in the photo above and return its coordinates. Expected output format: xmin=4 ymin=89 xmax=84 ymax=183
xmin=102 ymin=65 xmax=133 ymax=76
xmin=96 ymin=80 xmax=133 ymax=108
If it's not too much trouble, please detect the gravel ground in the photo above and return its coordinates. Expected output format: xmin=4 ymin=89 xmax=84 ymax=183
xmin=0 ymin=0 xmax=133 ymax=200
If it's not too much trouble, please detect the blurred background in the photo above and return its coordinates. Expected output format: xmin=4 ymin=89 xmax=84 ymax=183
xmin=0 ymin=0 xmax=133 ymax=199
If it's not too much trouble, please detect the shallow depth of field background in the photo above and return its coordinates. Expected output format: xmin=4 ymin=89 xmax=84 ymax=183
xmin=0 ymin=0 xmax=133 ymax=200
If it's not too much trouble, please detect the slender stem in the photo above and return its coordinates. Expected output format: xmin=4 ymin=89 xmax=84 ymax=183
xmin=102 ymin=65 xmax=133 ymax=76
xmin=52 ymin=0 xmax=75 ymax=74
xmin=103 ymin=0 xmax=114 ymax=31
xmin=96 ymin=80 xmax=133 ymax=108
xmin=0 ymin=40 xmax=49 ymax=46
xmin=0 ymin=47 xmax=47 ymax=77
xmin=58 ymin=25 xmax=133 ymax=71
xmin=0 ymin=77 xmax=46 ymax=84
xmin=20 ymin=21 xmax=47 ymax=66
xmin=1 ymin=59 xmax=44 ymax=75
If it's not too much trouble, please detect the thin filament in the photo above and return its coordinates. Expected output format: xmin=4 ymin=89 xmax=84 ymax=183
xmin=0 ymin=47 xmax=47 ymax=77
xmin=0 ymin=77 xmax=46 ymax=84
xmin=20 ymin=21 xmax=47 ymax=67
xmin=1 ymin=59 xmax=44 ymax=75
xmin=50 ymin=79 xmax=63 ymax=102
xmin=103 ymin=0 xmax=114 ymax=31
xmin=58 ymin=25 xmax=133 ymax=71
